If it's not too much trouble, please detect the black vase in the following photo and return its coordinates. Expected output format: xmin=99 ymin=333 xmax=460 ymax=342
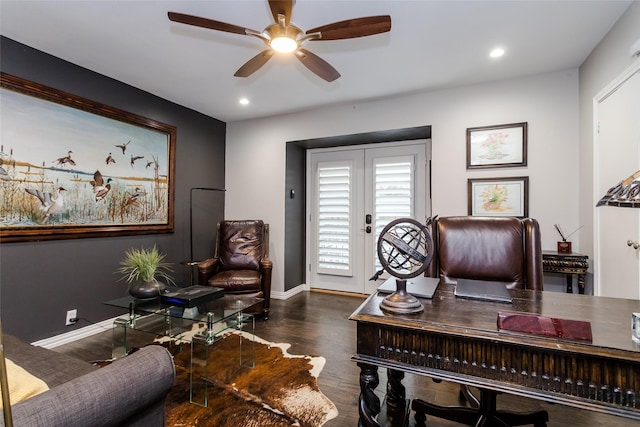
xmin=128 ymin=279 xmax=166 ymax=299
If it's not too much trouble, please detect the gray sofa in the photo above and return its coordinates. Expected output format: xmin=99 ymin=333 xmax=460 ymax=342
xmin=1 ymin=334 xmax=175 ymax=427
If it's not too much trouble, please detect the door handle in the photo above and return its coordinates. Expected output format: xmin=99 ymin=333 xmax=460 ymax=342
xmin=627 ymin=240 xmax=640 ymax=250
xmin=366 ymin=226 xmax=372 ymax=234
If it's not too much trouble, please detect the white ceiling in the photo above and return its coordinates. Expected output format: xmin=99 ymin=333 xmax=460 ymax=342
xmin=0 ymin=1 xmax=633 ymax=123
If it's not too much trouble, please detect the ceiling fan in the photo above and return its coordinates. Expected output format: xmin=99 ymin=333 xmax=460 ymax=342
xmin=168 ymin=0 xmax=391 ymax=82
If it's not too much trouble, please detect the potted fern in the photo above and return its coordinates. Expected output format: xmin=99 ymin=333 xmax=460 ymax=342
xmin=117 ymin=245 xmax=175 ymax=298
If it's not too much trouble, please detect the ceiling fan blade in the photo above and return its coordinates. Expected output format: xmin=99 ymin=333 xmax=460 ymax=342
xmin=295 ymin=48 xmax=340 ymax=82
xmin=268 ymin=0 xmax=294 ymax=26
xmin=234 ymin=49 xmax=275 ymax=77
xmin=306 ymin=15 xmax=391 ymax=40
xmin=168 ymin=11 xmax=259 ymax=35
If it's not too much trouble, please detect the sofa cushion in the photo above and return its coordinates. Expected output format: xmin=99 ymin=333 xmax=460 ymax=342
xmin=0 ymin=358 xmax=49 ymax=408
xmin=208 ymin=269 xmax=262 ymax=292
xmin=4 ymin=345 xmax=175 ymax=427
xmin=3 ymin=334 xmax=97 ymax=387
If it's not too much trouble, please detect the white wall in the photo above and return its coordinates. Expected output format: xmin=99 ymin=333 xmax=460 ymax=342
xmin=579 ymin=1 xmax=640 ymax=265
xmin=226 ymin=70 xmax=579 ymax=295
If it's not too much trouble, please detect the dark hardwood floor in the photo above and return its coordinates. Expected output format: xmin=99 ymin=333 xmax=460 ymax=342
xmin=53 ymin=291 xmax=636 ymax=426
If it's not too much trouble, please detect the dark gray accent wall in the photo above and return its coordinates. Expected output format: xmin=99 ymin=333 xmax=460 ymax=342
xmin=284 ymin=143 xmax=306 ymax=291
xmin=0 ymin=37 xmax=226 ymax=342
xmin=284 ymin=126 xmax=431 ymax=292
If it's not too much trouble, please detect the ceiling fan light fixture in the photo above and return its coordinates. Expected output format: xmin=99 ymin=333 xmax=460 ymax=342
xmin=168 ymin=3 xmax=391 ymax=81
xmin=270 ymin=36 xmax=298 ymax=53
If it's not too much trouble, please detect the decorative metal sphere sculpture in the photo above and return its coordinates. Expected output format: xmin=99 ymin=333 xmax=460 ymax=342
xmin=377 ymin=217 xmax=434 ymax=314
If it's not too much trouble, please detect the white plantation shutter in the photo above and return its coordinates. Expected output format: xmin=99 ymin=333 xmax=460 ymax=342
xmin=373 ymin=157 xmax=414 ymax=270
xmin=316 ymin=161 xmax=352 ymax=275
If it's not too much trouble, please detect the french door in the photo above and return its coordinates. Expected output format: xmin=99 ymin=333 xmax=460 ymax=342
xmin=307 ymin=141 xmax=428 ymax=294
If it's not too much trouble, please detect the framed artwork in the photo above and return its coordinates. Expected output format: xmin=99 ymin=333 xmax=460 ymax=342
xmin=467 ymin=122 xmax=527 ymax=169
xmin=0 ymin=73 xmax=176 ymax=243
xmin=468 ymin=177 xmax=529 ymax=218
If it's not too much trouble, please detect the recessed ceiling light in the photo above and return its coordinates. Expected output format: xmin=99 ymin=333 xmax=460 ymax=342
xmin=239 ymin=97 xmax=250 ymax=106
xmin=490 ymin=47 xmax=505 ymax=58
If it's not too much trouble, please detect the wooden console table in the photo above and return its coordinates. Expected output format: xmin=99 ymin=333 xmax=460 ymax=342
xmin=542 ymin=250 xmax=589 ymax=294
xmin=350 ymin=284 xmax=640 ymax=426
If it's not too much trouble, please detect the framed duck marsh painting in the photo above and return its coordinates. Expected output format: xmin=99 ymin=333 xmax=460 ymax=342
xmin=0 ymin=73 xmax=176 ymax=243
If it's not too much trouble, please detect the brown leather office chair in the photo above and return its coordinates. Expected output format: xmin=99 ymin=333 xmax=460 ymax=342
xmin=413 ymin=215 xmax=548 ymax=427
xmin=197 ymin=220 xmax=272 ymax=319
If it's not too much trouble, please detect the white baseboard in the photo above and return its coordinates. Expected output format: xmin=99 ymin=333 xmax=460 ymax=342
xmin=31 ymin=317 xmax=118 ymax=349
xmin=271 ymin=284 xmax=308 ymax=300
xmin=32 ymin=286 xmax=311 ymax=348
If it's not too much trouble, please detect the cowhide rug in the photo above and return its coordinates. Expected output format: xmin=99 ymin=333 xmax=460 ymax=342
xmin=156 ymin=329 xmax=338 ymax=427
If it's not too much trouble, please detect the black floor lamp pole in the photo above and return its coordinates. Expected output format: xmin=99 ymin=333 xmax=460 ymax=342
xmin=188 ymin=187 xmax=225 ymax=284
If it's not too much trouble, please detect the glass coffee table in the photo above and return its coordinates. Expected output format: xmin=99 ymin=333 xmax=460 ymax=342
xmin=105 ymin=293 xmax=262 ymax=406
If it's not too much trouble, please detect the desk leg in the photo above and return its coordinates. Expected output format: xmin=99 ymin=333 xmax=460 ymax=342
xmin=387 ymin=369 xmax=406 ymax=408
xmin=565 ymin=274 xmax=573 ymax=294
xmin=387 ymin=369 xmax=410 ymax=425
xmin=578 ymin=274 xmax=586 ymax=294
xmin=358 ymin=362 xmax=381 ymax=427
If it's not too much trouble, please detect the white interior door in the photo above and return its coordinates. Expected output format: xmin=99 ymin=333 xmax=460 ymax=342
xmin=307 ymin=142 xmax=427 ymax=294
xmin=594 ymin=63 xmax=640 ymax=299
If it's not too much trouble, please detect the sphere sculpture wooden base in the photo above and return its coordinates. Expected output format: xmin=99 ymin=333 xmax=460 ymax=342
xmin=380 ymin=279 xmax=424 ymax=314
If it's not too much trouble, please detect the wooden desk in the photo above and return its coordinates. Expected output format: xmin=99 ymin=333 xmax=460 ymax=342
xmin=542 ymin=250 xmax=589 ymax=294
xmin=350 ymin=285 xmax=640 ymax=426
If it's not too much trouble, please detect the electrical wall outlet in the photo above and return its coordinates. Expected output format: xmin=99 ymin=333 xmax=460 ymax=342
xmin=65 ymin=309 xmax=77 ymax=326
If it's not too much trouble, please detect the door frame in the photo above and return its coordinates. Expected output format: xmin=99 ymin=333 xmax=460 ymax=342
xmin=305 ymin=140 xmax=429 ymax=294
xmin=284 ymin=126 xmax=432 ymax=293
xmin=593 ymin=58 xmax=640 ymax=297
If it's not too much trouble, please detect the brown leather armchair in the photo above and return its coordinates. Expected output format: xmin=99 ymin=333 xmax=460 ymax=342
xmin=413 ymin=215 xmax=548 ymax=427
xmin=197 ymin=220 xmax=272 ymax=319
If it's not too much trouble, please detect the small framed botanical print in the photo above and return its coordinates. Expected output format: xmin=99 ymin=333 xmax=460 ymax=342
xmin=467 ymin=122 xmax=527 ymax=169
xmin=468 ymin=177 xmax=529 ymax=218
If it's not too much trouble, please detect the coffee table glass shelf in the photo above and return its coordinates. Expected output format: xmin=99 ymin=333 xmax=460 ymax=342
xmin=105 ymin=293 xmax=262 ymax=406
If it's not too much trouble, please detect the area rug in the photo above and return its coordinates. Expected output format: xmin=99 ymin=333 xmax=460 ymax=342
xmin=157 ymin=330 xmax=338 ymax=427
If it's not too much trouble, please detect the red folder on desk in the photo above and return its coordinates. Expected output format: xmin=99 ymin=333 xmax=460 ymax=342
xmin=498 ymin=311 xmax=593 ymax=341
